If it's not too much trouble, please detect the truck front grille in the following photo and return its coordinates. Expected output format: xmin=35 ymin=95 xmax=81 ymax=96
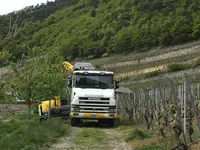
xmin=79 ymin=97 xmax=112 ymax=113
xmin=79 ymin=97 xmax=110 ymax=100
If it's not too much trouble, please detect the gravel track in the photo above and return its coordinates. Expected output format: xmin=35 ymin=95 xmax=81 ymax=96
xmin=48 ymin=126 xmax=133 ymax=150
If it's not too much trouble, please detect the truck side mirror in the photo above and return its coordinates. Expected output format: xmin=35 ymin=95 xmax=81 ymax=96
xmin=114 ymin=80 xmax=119 ymax=89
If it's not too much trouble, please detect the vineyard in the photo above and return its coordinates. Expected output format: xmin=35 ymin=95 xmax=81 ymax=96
xmin=116 ymin=72 xmax=200 ymax=149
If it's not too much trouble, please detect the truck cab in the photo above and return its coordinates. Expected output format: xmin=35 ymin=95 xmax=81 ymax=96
xmin=68 ymin=62 xmax=119 ymax=126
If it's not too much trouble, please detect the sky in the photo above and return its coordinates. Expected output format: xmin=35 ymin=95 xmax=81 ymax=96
xmin=0 ymin=0 xmax=54 ymax=15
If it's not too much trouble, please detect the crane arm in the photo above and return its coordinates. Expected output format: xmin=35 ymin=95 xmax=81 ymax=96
xmin=63 ymin=61 xmax=73 ymax=72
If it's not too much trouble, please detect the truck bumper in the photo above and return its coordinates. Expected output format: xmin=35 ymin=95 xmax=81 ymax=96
xmin=70 ymin=112 xmax=119 ymax=119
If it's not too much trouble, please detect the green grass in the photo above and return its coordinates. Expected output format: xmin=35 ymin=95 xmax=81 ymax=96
xmin=192 ymin=131 xmax=200 ymax=141
xmin=136 ymin=145 xmax=164 ymax=150
xmin=192 ymin=56 xmax=200 ymax=68
xmin=118 ymin=56 xmax=200 ymax=82
xmin=144 ymin=70 xmax=162 ymax=78
xmin=125 ymin=129 xmax=151 ymax=142
xmin=167 ymin=63 xmax=192 ymax=72
xmin=0 ymin=114 xmax=69 ymax=150
xmin=74 ymin=128 xmax=104 ymax=145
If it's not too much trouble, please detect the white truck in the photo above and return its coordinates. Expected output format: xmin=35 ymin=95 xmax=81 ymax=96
xmin=67 ymin=62 xmax=119 ymax=126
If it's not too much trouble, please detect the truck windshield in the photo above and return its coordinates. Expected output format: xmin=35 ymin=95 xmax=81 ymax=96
xmin=74 ymin=73 xmax=113 ymax=89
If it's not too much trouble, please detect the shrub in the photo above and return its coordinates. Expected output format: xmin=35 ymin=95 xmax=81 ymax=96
xmin=125 ymin=129 xmax=150 ymax=142
xmin=192 ymin=57 xmax=200 ymax=68
xmin=0 ymin=114 xmax=69 ymax=150
xmin=144 ymin=70 xmax=161 ymax=78
xmin=167 ymin=63 xmax=191 ymax=72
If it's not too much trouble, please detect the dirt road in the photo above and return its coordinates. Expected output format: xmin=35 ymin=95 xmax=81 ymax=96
xmin=48 ymin=125 xmax=133 ymax=150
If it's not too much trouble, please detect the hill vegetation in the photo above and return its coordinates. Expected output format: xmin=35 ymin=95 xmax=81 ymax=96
xmin=1 ymin=0 xmax=200 ymax=65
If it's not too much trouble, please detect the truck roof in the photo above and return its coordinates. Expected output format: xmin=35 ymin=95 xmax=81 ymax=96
xmin=74 ymin=70 xmax=114 ymax=74
xmin=73 ymin=62 xmax=95 ymax=70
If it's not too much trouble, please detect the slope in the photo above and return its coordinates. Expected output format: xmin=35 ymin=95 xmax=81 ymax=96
xmin=1 ymin=0 xmax=200 ymax=65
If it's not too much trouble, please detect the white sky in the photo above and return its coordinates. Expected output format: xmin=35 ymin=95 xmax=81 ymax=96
xmin=0 ymin=0 xmax=54 ymax=15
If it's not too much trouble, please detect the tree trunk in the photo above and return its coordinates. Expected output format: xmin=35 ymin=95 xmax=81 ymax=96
xmin=27 ymin=103 xmax=31 ymax=132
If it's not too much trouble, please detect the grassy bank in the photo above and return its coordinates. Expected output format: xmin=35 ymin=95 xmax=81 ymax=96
xmin=119 ymin=122 xmax=200 ymax=150
xmin=118 ymin=56 xmax=200 ymax=83
xmin=0 ymin=114 xmax=70 ymax=150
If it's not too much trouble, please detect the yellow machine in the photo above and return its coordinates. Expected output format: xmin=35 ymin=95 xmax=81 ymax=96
xmin=63 ymin=61 xmax=74 ymax=72
xmin=38 ymin=61 xmax=73 ymax=120
xmin=39 ymin=96 xmax=61 ymax=116
xmin=38 ymin=95 xmax=70 ymax=121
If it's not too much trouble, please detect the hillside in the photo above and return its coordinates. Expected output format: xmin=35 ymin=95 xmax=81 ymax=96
xmin=88 ymin=40 xmax=200 ymax=83
xmin=1 ymin=1 xmax=200 ymax=149
xmin=1 ymin=0 xmax=200 ymax=65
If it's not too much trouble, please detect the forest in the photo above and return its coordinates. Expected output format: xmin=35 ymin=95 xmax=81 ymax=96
xmin=1 ymin=0 xmax=200 ymax=64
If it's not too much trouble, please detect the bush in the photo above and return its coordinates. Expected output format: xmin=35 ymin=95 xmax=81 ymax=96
xmin=167 ymin=63 xmax=191 ymax=72
xmin=144 ymin=70 xmax=161 ymax=78
xmin=192 ymin=57 xmax=200 ymax=68
xmin=0 ymin=114 xmax=69 ymax=150
xmin=125 ymin=129 xmax=150 ymax=142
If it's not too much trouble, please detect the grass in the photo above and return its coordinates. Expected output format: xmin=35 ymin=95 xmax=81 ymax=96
xmin=192 ymin=131 xmax=200 ymax=140
xmin=118 ymin=56 xmax=200 ymax=83
xmin=0 ymin=114 xmax=69 ymax=150
xmin=74 ymin=128 xmax=104 ymax=145
xmin=136 ymin=145 xmax=164 ymax=150
xmin=120 ymin=123 xmax=181 ymax=150
xmin=167 ymin=63 xmax=192 ymax=72
xmin=125 ymin=129 xmax=151 ymax=142
xmin=192 ymin=56 xmax=200 ymax=68
xmin=110 ymin=53 xmax=197 ymax=74
xmin=144 ymin=70 xmax=162 ymax=78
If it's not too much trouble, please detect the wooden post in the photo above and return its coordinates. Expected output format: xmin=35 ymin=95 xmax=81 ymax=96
xmin=183 ymin=81 xmax=187 ymax=138
xmin=191 ymin=83 xmax=194 ymax=98
xmin=27 ymin=103 xmax=31 ymax=132
xmin=48 ymin=99 xmax=51 ymax=120
xmin=155 ymin=88 xmax=158 ymax=118
xmin=178 ymin=85 xmax=182 ymax=116
xmin=197 ymin=83 xmax=200 ymax=99
xmin=181 ymin=84 xmax=184 ymax=116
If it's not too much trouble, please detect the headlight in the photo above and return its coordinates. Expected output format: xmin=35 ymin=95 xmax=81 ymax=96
xmin=71 ymin=105 xmax=79 ymax=112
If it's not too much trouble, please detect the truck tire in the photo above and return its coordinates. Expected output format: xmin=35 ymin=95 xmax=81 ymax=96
xmin=70 ymin=118 xmax=80 ymax=126
xmin=61 ymin=111 xmax=69 ymax=120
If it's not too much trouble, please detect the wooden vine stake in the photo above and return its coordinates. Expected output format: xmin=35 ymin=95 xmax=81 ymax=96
xmin=183 ymin=81 xmax=187 ymax=138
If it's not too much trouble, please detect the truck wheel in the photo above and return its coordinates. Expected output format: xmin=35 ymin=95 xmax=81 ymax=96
xmin=70 ymin=118 xmax=80 ymax=126
xmin=61 ymin=111 xmax=69 ymax=120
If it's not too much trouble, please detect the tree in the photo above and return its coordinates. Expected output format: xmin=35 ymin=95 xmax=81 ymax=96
xmin=10 ymin=51 xmax=67 ymax=131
